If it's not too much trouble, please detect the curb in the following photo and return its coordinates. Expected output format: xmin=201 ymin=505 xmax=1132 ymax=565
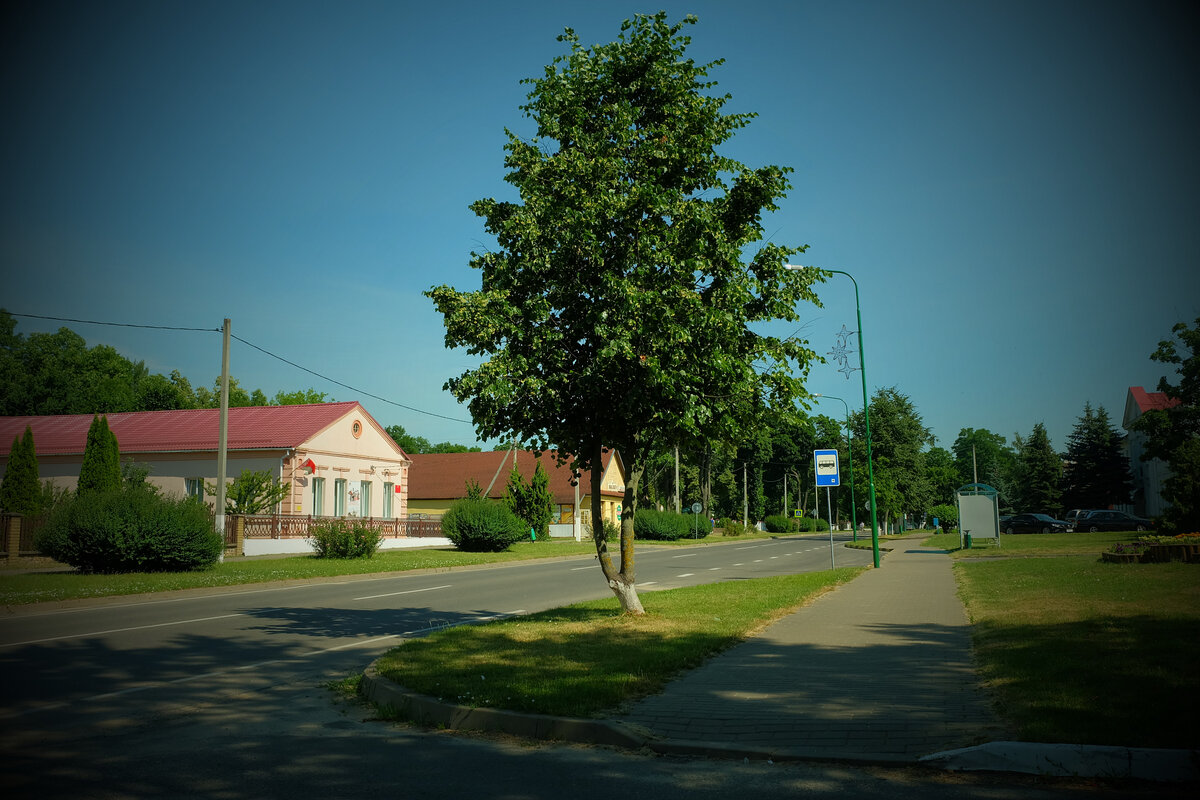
xmin=361 ymin=667 xmax=1200 ymax=782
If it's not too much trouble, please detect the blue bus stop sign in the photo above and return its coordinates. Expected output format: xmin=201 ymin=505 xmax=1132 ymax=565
xmin=814 ymin=449 xmax=840 ymax=487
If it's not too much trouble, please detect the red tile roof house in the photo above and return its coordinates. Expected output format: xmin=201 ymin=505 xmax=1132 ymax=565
xmin=407 ymin=449 xmax=627 ymax=540
xmin=1122 ymin=386 xmax=1182 ymax=518
xmin=0 ymin=402 xmax=447 ymax=555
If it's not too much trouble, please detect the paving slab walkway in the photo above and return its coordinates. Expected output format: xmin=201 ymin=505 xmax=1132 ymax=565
xmin=616 ymin=535 xmax=1011 ymax=761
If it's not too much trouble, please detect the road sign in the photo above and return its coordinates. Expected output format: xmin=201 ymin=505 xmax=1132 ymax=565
xmin=814 ymin=449 xmax=840 ymax=487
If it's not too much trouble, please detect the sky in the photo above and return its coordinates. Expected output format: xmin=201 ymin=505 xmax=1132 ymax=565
xmin=2 ymin=0 xmax=1197 ymax=454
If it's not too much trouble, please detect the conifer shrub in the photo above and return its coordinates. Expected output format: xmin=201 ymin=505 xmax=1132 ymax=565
xmin=36 ymin=485 xmax=222 ymax=573
xmin=308 ymin=520 xmax=382 ymax=558
xmin=441 ymin=498 xmax=526 ymax=552
xmin=633 ymin=508 xmax=693 ymax=541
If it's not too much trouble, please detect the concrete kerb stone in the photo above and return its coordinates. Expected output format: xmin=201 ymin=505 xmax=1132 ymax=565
xmin=360 ymin=664 xmax=648 ymax=749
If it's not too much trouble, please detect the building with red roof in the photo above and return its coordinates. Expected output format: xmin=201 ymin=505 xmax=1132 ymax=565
xmin=0 ymin=403 xmax=413 ymax=548
xmin=1122 ymin=386 xmax=1180 ymax=518
xmin=407 ymin=449 xmax=626 ymax=539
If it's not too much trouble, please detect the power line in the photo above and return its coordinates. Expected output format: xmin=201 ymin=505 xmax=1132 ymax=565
xmin=229 ymin=334 xmax=472 ymax=424
xmin=7 ymin=312 xmax=218 ymax=332
xmin=6 ymin=311 xmax=473 ymax=425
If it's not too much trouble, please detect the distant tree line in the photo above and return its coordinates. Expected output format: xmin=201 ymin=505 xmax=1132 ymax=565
xmin=0 ymin=310 xmax=333 ymax=415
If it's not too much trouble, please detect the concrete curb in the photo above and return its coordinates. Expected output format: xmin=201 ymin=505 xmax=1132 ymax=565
xmin=361 ymin=667 xmax=1199 ymax=782
xmin=920 ymin=741 xmax=1200 ymax=782
xmin=360 ymin=665 xmax=647 ymax=749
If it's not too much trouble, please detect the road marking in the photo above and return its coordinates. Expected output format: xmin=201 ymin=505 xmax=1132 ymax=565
xmin=676 ymin=573 xmax=695 ymax=578
xmin=0 ymin=613 xmax=245 ymax=649
xmin=569 ymin=566 xmax=594 ymax=571
xmin=354 ymin=584 xmax=452 ymax=601
xmin=671 ymin=553 xmax=698 ymax=559
xmin=637 ymin=581 xmax=657 ymax=587
xmin=708 ymin=567 xmax=720 ymax=571
xmin=753 ymin=559 xmax=763 ymax=563
xmin=733 ymin=563 xmax=744 ymax=566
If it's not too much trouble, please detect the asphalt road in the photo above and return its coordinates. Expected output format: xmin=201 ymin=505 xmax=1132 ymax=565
xmin=0 ymin=536 xmax=1176 ymax=799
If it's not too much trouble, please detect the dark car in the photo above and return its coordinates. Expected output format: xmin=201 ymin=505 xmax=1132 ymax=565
xmin=1002 ymin=513 xmax=1069 ymax=534
xmin=1075 ymin=510 xmax=1152 ymax=532
xmin=1063 ymin=509 xmax=1093 ymax=529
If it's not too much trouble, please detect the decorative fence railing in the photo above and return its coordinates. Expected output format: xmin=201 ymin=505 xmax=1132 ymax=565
xmin=226 ymin=514 xmax=443 ymax=546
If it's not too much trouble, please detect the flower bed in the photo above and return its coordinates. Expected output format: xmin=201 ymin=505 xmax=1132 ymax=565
xmin=1104 ymin=533 xmax=1200 ymax=564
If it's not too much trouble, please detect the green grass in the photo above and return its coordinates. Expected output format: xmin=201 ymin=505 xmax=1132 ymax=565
xmin=955 ymin=557 xmax=1200 ymax=748
xmin=0 ymin=540 xmax=598 ymax=605
xmin=0 ymin=530 xmax=792 ymax=606
xmin=922 ymin=530 xmax=1134 ymax=557
xmin=373 ymin=568 xmax=864 ymax=718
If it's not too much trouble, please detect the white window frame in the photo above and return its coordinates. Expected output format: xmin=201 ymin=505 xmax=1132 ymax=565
xmin=383 ymin=482 xmax=394 ymax=519
xmin=334 ymin=478 xmax=347 ymax=517
xmin=312 ymin=477 xmax=325 ymax=516
xmin=360 ymin=481 xmax=372 ymax=519
xmin=186 ymin=478 xmax=204 ymax=501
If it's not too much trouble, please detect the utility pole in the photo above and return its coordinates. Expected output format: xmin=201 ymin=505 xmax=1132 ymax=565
xmin=215 ymin=318 xmax=230 ymax=563
xmin=742 ymin=462 xmax=748 ymax=527
xmin=674 ymin=446 xmax=680 ymax=513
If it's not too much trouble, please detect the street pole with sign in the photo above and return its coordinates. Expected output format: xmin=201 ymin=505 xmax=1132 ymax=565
xmin=814 ymin=449 xmax=839 ymax=569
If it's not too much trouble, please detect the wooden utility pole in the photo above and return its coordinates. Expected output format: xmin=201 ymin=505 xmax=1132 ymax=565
xmin=215 ymin=318 xmax=230 ymax=563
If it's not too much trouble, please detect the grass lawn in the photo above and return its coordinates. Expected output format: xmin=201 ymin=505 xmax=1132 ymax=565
xmin=922 ymin=530 xmax=1134 ymax=558
xmin=955 ymin=556 xmax=1200 ymax=748
xmin=373 ymin=568 xmax=864 ymax=718
xmin=0 ymin=530 xmax=788 ymax=606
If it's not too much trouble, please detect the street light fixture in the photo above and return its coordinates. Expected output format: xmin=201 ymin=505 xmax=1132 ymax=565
xmin=786 ymin=264 xmax=881 ymax=568
xmin=813 ymin=393 xmax=857 ymax=542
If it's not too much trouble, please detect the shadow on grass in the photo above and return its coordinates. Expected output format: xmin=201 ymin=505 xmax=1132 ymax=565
xmin=971 ymin=615 xmax=1200 ymax=749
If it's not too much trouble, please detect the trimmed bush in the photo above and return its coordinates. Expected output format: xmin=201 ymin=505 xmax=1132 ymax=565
xmin=308 ymin=520 xmax=382 ymax=559
xmin=719 ymin=517 xmax=748 ymax=537
xmin=36 ymin=486 xmax=222 ymax=573
xmin=583 ymin=518 xmax=619 ymax=542
xmin=634 ymin=508 xmax=693 ymax=541
xmin=442 ymin=498 xmax=526 ymax=552
xmin=763 ymin=514 xmax=792 ymax=533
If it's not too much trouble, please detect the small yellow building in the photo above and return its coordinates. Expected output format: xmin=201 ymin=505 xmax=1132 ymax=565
xmin=406 ymin=449 xmax=626 ymax=539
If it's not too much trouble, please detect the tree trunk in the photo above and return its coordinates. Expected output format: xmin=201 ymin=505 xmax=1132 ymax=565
xmin=590 ymin=443 xmax=645 ymax=615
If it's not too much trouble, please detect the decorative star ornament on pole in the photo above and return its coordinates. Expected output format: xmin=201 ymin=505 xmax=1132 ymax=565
xmin=828 ymin=324 xmax=861 ymax=380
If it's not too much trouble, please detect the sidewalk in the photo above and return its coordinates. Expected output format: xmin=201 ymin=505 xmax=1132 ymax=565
xmin=616 ymin=534 xmax=1008 ymax=761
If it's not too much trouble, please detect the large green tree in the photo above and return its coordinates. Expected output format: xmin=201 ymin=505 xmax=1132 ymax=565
xmin=427 ymin=14 xmax=818 ymax=613
xmin=0 ymin=426 xmax=41 ymax=515
xmin=77 ymin=415 xmax=121 ymax=496
xmin=1061 ymin=402 xmax=1131 ymax=509
xmin=1131 ymin=317 xmax=1200 ymax=533
xmin=851 ymin=388 xmax=933 ymax=530
xmin=1012 ymin=422 xmax=1062 ymax=514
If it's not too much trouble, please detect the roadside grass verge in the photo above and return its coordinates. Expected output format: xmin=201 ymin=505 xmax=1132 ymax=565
xmin=0 ymin=530 xmax=793 ymax=606
xmin=923 ymin=531 xmax=1132 ymax=557
xmin=372 ymin=567 xmax=864 ymax=718
xmin=955 ymin=557 xmax=1200 ymax=748
xmin=0 ymin=541 xmax=596 ymax=605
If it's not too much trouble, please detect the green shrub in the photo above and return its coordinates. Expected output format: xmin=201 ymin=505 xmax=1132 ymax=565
xmin=442 ymin=498 xmax=526 ymax=552
xmin=719 ymin=518 xmax=749 ymax=537
xmin=308 ymin=520 xmax=382 ymax=558
xmin=634 ymin=508 xmax=694 ymax=541
xmin=930 ymin=503 xmax=958 ymax=532
xmin=763 ymin=514 xmax=792 ymax=533
xmin=583 ymin=517 xmax=619 ymax=542
xmin=36 ymin=486 xmax=222 ymax=573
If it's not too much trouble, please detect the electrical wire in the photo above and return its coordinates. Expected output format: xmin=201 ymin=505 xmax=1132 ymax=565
xmin=6 ymin=311 xmax=473 ymax=425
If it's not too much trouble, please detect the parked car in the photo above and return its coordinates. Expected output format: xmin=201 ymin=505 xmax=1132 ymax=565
xmin=1002 ymin=513 xmax=1069 ymax=534
xmin=1074 ymin=510 xmax=1153 ymax=532
xmin=1063 ymin=509 xmax=1092 ymax=529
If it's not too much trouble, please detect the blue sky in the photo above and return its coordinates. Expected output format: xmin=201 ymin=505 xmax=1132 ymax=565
xmin=2 ymin=0 xmax=1196 ymax=453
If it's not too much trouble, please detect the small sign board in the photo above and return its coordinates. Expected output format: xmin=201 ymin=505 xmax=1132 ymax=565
xmin=814 ymin=449 xmax=840 ymax=487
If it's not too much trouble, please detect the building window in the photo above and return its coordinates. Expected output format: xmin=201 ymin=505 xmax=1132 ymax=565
xmin=383 ymin=483 xmax=394 ymax=518
xmin=312 ymin=477 xmax=325 ymax=516
xmin=360 ymin=481 xmax=372 ymax=518
xmin=186 ymin=478 xmax=204 ymax=501
xmin=334 ymin=479 xmax=347 ymax=516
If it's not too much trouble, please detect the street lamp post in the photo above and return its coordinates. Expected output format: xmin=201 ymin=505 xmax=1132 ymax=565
xmin=813 ymin=393 xmax=857 ymax=542
xmin=786 ymin=265 xmax=881 ymax=568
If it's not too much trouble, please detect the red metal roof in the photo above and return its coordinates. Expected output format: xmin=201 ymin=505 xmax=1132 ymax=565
xmin=1128 ymin=386 xmax=1181 ymax=414
xmin=407 ymin=449 xmax=623 ymax=504
xmin=0 ymin=402 xmax=379 ymax=456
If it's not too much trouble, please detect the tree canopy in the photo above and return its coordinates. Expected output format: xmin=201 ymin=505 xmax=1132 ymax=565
xmin=427 ymin=13 xmax=818 ymax=612
xmin=1132 ymin=317 xmax=1199 ymax=533
xmin=1061 ymin=402 xmax=1130 ymax=509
